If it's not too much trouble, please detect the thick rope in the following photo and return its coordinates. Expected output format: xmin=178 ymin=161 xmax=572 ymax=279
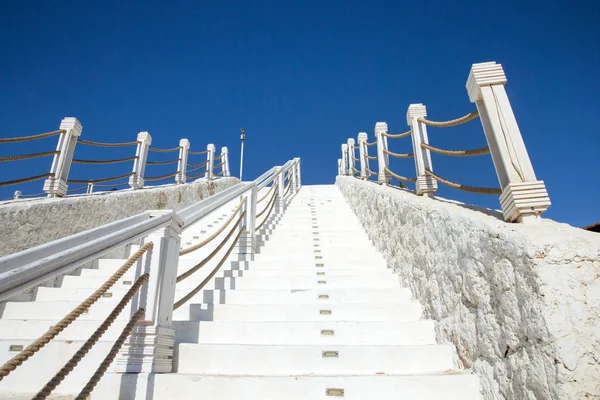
xmin=186 ymin=165 xmax=206 ymax=175
xmin=382 ymin=130 xmax=411 ymax=139
xmin=257 ymin=183 xmax=276 ymax=203
xmin=0 ymin=243 xmax=152 ymax=381
xmin=0 ymin=130 xmax=65 ymax=144
xmin=365 ymin=166 xmax=375 ymax=177
xmin=67 ymin=186 xmax=87 ymax=194
xmin=214 ymin=153 xmax=224 ymax=161
xmin=0 ymin=173 xmax=54 ymax=187
xmin=365 ymin=154 xmax=377 ymax=160
xmin=77 ymin=139 xmax=140 ymax=147
xmin=215 ymin=171 xmax=224 ymax=176
xmin=186 ymin=171 xmax=206 ymax=180
xmin=0 ymin=151 xmax=59 ymax=163
xmin=283 ymin=180 xmax=292 ymax=197
xmin=179 ymin=198 xmax=246 ymax=256
xmin=420 ymin=143 xmax=490 ymax=157
xmin=144 ymin=171 xmax=178 ymax=182
xmin=213 ymin=161 xmax=224 ymax=169
xmin=174 ymin=227 xmax=246 ymax=309
xmin=366 ymin=141 xmax=377 ymax=147
xmin=425 ymin=168 xmax=501 ymax=194
xmin=351 ymin=145 xmax=359 ymax=149
xmin=384 ymin=167 xmax=417 ymax=183
xmin=418 ymin=110 xmax=479 ymax=128
xmin=255 ymin=193 xmax=278 ymax=232
xmin=383 ymin=148 xmax=413 ymax=158
xmin=189 ymin=150 xmax=208 ymax=155
xmin=147 ymin=158 xmax=180 ymax=165
xmin=72 ymin=156 xmax=138 ymax=165
xmin=94 ymin=181 xmax=130 ymax=188
xmin=32 ymin=275 xmax=149 ymax=400
xmin=75 ymin=309 xmax=145 ymax=400
xmin=351 ymin=155 xmax=359 ymax=161
xmin=187 ymin=160 xmax=208 ymax=168
xmin=68 ymin=172 xmax=134 ymax=184
xmin=149 ymin=146 xmax=180 ymax=153
xmin=257 ymin=188 xmax=278 ymax=218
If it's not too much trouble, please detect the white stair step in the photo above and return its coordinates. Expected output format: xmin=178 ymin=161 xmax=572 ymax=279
xmin=94 ymin=372 xmax=483 ymax=400
xmin=176 ymin=320 xmax=435 ymax=345
xmin=242 ymin=268 xmax=391 ymax=278
xmin=174 ymin=302 xmax=422 ymax=322
xmin=0 ymin=319 xmax=131 ymax=341
xmin=2 ymin=301 xmax=138 ymax=321
xmin=176 ymin=344 xmax=454 ymax=375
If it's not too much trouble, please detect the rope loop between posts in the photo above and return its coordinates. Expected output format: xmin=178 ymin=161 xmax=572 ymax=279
xmin=424 ymin=168 xmax=501 ymax=194
xmin=174 ymin=227 xmax=247 ymax=309
xmin=144 ymin=171 xmax=179 ymax=182
xmin=213 ymin=161 xmax=224 ymax=169
xmin=0 ymin=243 xmax=152 ymax=381
xmin=0 ymin=173 xmax=54 ymax=187
xmin=68 ymin=172 xmax=134 ymax=184
xmin=365 ymin=154 xmax=377 ymax=160
xmin=189 ymin=150 xmax=208 ymax=155
xmin=366 ymin=141 xmax=377 ymax=147
xmin=382 ymin=148 xmax=414 ymax=159
xmin=0 ymin=151 xmax=60 ymax=163
xmin=384 ymin=167 xmax=417 ymax=183
xmin=149 ymin=146 xmax=181 ymax=153
xmin=77 ymin=139 xmax=140 ymax=147
xmin=257 ymin=186 xmax=278 ymax=219
xmin=179 ymin=197 xmax=247 ymax=256
xmin=0 ymin=130 xmax=65 ymax=144
xmin=146 ymin=158 xmax=180 ymax=165
xmin=214 ymin=153 xmax=224 ymax=161
xmin=257 ymin=183 xmax=276 ymax=203
xmin=418 ymin=110 xmax=479 ymax=128
xmin=72 ymin=156 xmax=138 ymax=165
xmin=421 ymin=143 xmax=490 ymax=157
xmin=32 ymin=275 xmax=149 ymax=399
xmin=255 ymin=192 xmax=278 ymax=232
xmin=382 ymin=130 xmax=411 ymax=139
xmin=187 ymin=160 xmax=208 ymax=168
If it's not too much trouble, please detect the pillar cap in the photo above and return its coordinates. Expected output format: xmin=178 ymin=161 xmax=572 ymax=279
xmin=207 ymin=143 xmax=215 ymax=150
xmin=341 ymin=143 xmax=348 ymax=151
xmin=347 ymin=138 xmax=355 ymax=145
xmin=466 ymin=61 xmax=507 ymax=102
xmin=375 ymin=122 xmax=388 ymax=134
xmin=357 ymin=132 xmax=368 ymax=142
xmin=406 ymin=104 xmax=427 ymax=124
xmin=179 ymin=139 xmax=190 ymax=148
xmin=137 ymin=131 xmax=152 ymax=144
xmin=59 ymin=117 xmax=83 ymax=136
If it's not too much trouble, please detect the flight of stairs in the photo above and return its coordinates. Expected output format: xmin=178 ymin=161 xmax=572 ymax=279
xmin=0 ymin=185 xmax=482 ymax=399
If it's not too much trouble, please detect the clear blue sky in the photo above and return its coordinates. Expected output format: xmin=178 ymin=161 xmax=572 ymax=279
xmin=0 ymin=0 xmax=598 ymax=227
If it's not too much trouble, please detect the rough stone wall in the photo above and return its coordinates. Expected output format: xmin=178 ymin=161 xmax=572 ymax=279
xmin=336 ymin=176 xmax=600 ymax=400
xmin=0 ymin=178 xmax=239 ymax=256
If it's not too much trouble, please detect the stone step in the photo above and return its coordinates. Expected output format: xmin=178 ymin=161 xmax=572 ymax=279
xmin=240 ymin=268 xmax=393 ymax=278
xmin=176 ymin=343 xmax=454 ymax=375
xmin=175 ymin=302 xmax=422 ymax=322
xmin=94 ymin=372 xmax=483 ymax=400
xmin=1 ymin=301 xmax=140 ymax=321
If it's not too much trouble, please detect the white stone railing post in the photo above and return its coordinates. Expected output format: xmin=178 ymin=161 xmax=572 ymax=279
xmin=115 ymin=211 xmax=182 ymax=373
xmin=176 ymin=139 xmax=190 ymax=184
xmin=347 ymin=138 xmax=356 ymax=177
xmin=341 ymin=144 xmax=349 ymax=175
xmin=295 ymin=158 xmax=302 ymax=187
xmin=246 ymin=186 xmax=257 ymax=253
xmin=129 ymin=132 xmax=152 ymax=190
xmin=13 ymin=191 xmax=21 ymax=200
xmin=466 ymin=61 xmax=551 ymax=223
xmin=337 ymin=159 xmax=343 ymax=176
xmin=375 ymin=122 xmax=390 ymax=184
xmin=358 ymin=132 xmax=368 ymax=180
xmin=86 ymin=183 xmax=94 ymax=194
xmin=277 ymin=167 xmax=285 ymax=212
xmin=291 ymin=160 xmax=298 ymax=193
xmin=221 ymin=147 xmax=230 ymax=177
xmin=407 ymin=104 xmax=437 ymax=197
xmin=43 ymin=117 xmax=83 ymax=197
xmin=205 ymin=144 xmax=215 ymax=180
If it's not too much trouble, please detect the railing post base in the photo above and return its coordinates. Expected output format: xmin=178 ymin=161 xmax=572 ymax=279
xmin=499 ymin=181 xmax=550 ymax=223
xmin=114 ymin=325 xmax=175 ymax=373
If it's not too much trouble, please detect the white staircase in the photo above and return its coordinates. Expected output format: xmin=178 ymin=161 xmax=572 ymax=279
xmin=0 ymin=185 xmax=482 ymax=399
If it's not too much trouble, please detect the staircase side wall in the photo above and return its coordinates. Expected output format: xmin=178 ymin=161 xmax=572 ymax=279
xmin=336 ymin=176 xmax=600 ymax=400
xmin=0 ymin=178 xmax=239 ymax=256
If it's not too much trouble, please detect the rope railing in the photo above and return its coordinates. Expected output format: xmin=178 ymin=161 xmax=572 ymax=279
xmin=365 ymin=154 xmax=377 ymax=160
xmin=77 ymin=139 xmax=140 ymax=147
xmin=257 ymin=187 xmax=278 ymax=219
xmin=214 ymin=161 xmax=225 ymax=169
xmin=351 ymin=155 xmax=359 ymax=161
xmin=186 ymin=171 xmax=206 ymax=180
xmin=67 ymin=186 xmax=88 ymax=194
xmin=149 ymin=146 xmax=180 ymax=153
xmin=0 ymin=243 xmax=152 ymax=381
xmin=420 ymin=143 xmax=490 ymax=157
xmin=214 ymin=153 xmax=224 ymax=161
xmin=93 ymin=181 xmax=130 ymax=188
xmin=382 ymin=130 xmax=411 ymax=139
xmin=68 ymin=172 xmax=134 ymax=184
xmin=418 ymin=110 xmax=479 ymax=128
xmin=72 ymin=155 xmax=138 ymax=165
xmin=32 ymin=275 xmax=149 ymax=400
xmin=0 ymin=151 xmax=59 ymax=163
xmin=424 ymin=168 xmax=501 ymax=195
xmin=186 ymin=164 xmax=206 ymax=175
xmin=383 ymin=148 xmax=414 ymax=158
xmin=188 ymin=150 xmax=208 ymax=155
xmin=146 ymin=158 xmax=180 ymax=165
xmin=179 ymin=198 xmax=246 ymax=256
xmin=0 ymin=173 xmax=54 ymax=187
xmin=144 ymin=171 xmax=179 ymax=182
xmin=366 ymin=141 xmax=377 ymax=147
xmin=384 ymin=167 xmax=417 ymax=183
xmin=257 ymin=183 xmax=276 ymax=203
xmin=0 ymin=129 xmax=65 ymax=144
xmin=187 ymin=160 xmax=208 ymax=168
xmin=174 ymin=226 xmax=247 ymax=309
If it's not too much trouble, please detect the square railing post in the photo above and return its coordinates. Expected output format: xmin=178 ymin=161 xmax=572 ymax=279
xmin=43 ymin=117 xmax=83 ymax=197
xmin=375 ymin=122 xmax=390 ymax=185
xmin=295 ymin=158 xmax=302 ymax=188
xmin=221 ymin=147 xmax=230 ymax=177
xmin=358 ymin=132 xmax=368 ymax=180
xmin=341 ymin=144 xmax=349 ymax=175
xmin=347 ymin=138 xmax=356 ymax=177
xmin=205 ymin=144 xmax=215 ymax=180
xmin=115 ymin=210 xmax=182 ymax=373
xmin=129 ymin=132 xmax=152 ymax=190
xmin=407 ymin=104 xmax=437 ymax=197
xmin=176 ymin=139 xmax=190 ymax=184
xmin=466 ymin=61 xmax=551 ymax=223
xmin=277 ymin=167 xmax=285 ymax=213
xmin=337 ymin=159 xmax=342 ymax=176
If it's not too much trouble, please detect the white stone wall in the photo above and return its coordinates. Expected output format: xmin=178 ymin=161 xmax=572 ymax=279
xmin=336 ymin=176 xmax=600 ymax=400
xmin=0 ymin=178 xmax=239 ymax=256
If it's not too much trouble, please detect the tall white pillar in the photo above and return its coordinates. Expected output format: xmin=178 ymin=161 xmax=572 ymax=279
xmin=357 ymin=132 xmax=368 ymax=180
xmin=347 ymin=138 xmax=356 ymax=176
xmin=341 ymin=144 xmax=349 ymax=175
xmin=407 ymin=104 xmax=437 ymax=196
xmin=466 ymin=61 xmax=550 ymax=222
xmin=129 ymin=132 xmax=152 ymax=190
xmin=375 ymin=122 xmax=390 ymax=185
xmin=221 ymin=147 xmax=230 ymax=177
xmin=43 ymin=117 xmax=83 ymax=197
xmin=205 ymin=144 xmax=215 ymax=180
xmin=176 ymin=139 xmax=190 ymax=184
